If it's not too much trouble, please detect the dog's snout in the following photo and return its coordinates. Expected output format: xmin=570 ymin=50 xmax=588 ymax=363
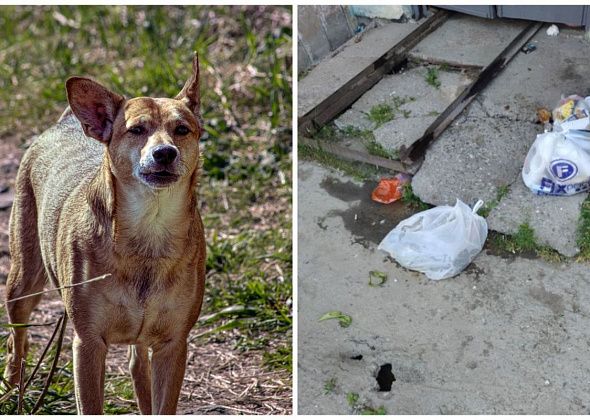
xmin=152 ymin=145 xmax=178 ymax=165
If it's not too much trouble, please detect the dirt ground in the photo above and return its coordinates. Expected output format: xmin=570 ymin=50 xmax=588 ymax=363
xmin=0 ymin=133 xmax=290 ymax=415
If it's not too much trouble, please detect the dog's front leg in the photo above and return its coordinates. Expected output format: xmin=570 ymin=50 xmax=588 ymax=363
xmin=73 ymin=334 xmax=107 ymax=414
xmin=129 ymin=344 xmax=152 ymax=414
xmin=150 ymin=338 xmax=188 ymax=414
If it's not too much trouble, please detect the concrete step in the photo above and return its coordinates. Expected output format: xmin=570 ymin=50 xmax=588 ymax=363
xmin=413 ymin=26 xmax=590 ymax=256
xmin=408 ymin=13 xmax=529 ymax=68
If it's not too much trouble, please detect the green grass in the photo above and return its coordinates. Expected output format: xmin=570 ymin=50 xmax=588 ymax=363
xmin=488 ymin=223 xmax=563 ymax=262
xmin=479 ymin=185 xmax=510 ymax=218
xmin=577 ymin=197 xmax=590 ymax=260
xmin=340 ymin=125 xmax=373 ymax=139
xmin=345 ymin=390 xmax=386 ymax=415
xmin=346 ymin=392 xmax=360 ymax=407
xmin=368 ymin=104 xmax=395 ymax=126
xmin=299 ymin=143 xmax=380 ymax=181
xmin=313 ymin=123 xmax=338 ymax=141
xmin=364 ymin=139 xmax=398 ymax=160
xmin=401 ymin=184 xmax=429 ymax=211
xmin=425 ymin=67 xmax=441 ymax=89
xmin=0 ymin=5 xmax=292 ymax=414
xmin=324 ymin=377 xmax=337 ymax=394
xmin=361 ymin=406 xmax=387 ymax=415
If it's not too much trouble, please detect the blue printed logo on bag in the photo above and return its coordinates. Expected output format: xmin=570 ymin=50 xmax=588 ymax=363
xmin=550 ymin=159 xmax=577 ymax=181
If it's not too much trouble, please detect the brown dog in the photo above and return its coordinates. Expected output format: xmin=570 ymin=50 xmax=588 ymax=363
xmin=3 ymin=55 xmax=206 ymax=414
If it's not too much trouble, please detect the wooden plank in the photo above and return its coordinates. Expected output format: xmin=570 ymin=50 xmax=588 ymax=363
xmin=298 ymin=9 xmax=449 ymax=136
xmin=300 ymin=137 xmax=420 ymax=175
xmin=399 ymin=20 xmax=543 ymax=164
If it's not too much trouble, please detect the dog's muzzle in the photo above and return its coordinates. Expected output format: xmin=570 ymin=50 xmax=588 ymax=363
xmin=139 ymin=145 xmax=181 ymax=188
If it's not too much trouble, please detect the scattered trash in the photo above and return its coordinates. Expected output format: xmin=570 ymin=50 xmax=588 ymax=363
xmin=536 ymin=107 xmax=552 ymax=131
xmin=371 ymin=173 xmax=411 ymax=204
xmin=523 ymin=95 xmax=590 ymax=195
xmin=368 ymin=270 xmax=387 ymax=287
xmin=546 ymin=24 xmax=559 ymax=37
xmin=378 ymin=199 xmax=488 ymax=280
xmin=521 ymin=42 xmax=537 ymax=54
xmin=552 ymin=95 xmax=590 ymax=130
xmin=318 ymin=311 xmax=352 ymax=328
xmin=522 ymin=129 xmax=590 ymax=195
xmin=354 ymin=23 xmax=366 ymax=34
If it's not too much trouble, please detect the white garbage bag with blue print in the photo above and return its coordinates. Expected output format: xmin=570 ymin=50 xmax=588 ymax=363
xmin=522 ymin=128 xmax=590 ymax=196
xmin=378 ymin=199 xmax=488 ymax=281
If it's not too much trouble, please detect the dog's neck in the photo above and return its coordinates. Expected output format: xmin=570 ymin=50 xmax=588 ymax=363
xmin=89 ymin=152 xmax=197 ymax=258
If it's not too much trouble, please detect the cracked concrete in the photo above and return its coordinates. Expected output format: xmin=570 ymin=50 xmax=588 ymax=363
xmin=334 ymin=66 xmax=474 ymax=152
xmin=412 ymin=114 xmax=541 ymax=206
xmin=412 ymin=25 xmax=590 ymax=256
xmin=298 ymin=161 xmax=590 ymax=415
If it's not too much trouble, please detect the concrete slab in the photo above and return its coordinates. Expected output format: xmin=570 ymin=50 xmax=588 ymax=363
xmin=374 ymin=115 xmax=437 ymax=152
xmin=412 ymin=25 xmax=590 ymax=256
xmin=487 ymin=179 xmax=587 ymax=257
xmin=412 ymin=116 xmax=541 ymax=206
xmin=298 ymin=20 xmax=423 ymax=117
xmin=334 ymin=67 xmax=474 ymax=151
xmin=409 ymin=13 xmax=529 ymax=68
xmin=471 ymin=27 xmax=590 ymax=123
xmin=298 ymin=161 xmax=590 ymax=415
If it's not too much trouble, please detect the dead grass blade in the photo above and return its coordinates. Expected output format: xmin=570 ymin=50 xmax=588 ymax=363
xmin=5 ymin=274 xmax=111 ymax=304
xmin=23 ymin=314 xmax=64 ymax=391
xmin=32 ymin=312 xmax=68 ymax=414
xmin=0 ymin=386 xmax=17 ymax=405
xmin=17 ymin=359 xmax=25 ymax=414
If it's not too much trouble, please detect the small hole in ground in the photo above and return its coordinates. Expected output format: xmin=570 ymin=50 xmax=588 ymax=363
xmin=350 ymin=354 xmax=363 ymax=360
xmin=376 ymin=363 xmax=395 ymax=391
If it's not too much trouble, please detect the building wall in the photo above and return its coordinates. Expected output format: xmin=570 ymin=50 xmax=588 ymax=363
xmin=298 ymin=6 xmax=357 ymax=74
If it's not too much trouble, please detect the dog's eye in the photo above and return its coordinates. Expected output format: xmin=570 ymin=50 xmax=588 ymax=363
xmin=128 ymin=126 xmax=145 ymax=135
xmin=175 ymin=125 xmax=190 ymax=136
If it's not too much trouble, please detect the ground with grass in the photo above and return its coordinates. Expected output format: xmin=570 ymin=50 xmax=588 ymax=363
xmin=0 ymin=5 xmax=291 ymax=414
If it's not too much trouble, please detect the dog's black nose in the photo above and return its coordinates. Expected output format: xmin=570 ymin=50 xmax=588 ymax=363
xmin=152 ymin=145 xmax=178 ymax=165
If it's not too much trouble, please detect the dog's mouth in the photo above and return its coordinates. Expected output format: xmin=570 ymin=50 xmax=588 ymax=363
xmin=140 ymin=170 xmax=180 ymax=187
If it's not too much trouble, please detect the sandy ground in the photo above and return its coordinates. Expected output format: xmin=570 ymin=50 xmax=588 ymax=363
xmin=298 ymin=161 xmax=590 ymax=415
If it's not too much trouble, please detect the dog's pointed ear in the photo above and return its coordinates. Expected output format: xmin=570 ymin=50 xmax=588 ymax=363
xmin=175 ymin=53 xmax=201 ymax=120
xmin=66 ymin=77 xmax=124 ymax=143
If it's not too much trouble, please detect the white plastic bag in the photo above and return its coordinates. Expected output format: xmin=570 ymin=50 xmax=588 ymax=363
xmin=522 ymin=129 xmax=590 ymax=195
xmin=378 ymin=199 xmax=488 ymax=280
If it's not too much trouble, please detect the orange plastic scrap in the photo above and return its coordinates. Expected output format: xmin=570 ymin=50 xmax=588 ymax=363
xmin=371 ymin=174 xmax=411 ymax=204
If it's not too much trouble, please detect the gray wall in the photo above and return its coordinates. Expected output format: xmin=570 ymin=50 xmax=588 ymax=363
xmin=298 ymin=6 xmax=357 ymax=74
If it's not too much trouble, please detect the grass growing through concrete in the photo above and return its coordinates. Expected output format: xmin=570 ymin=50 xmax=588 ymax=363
xmin=425 ymin=67 xmax=441 ymax=89
xmin=0 ymin=5 xmax=292 ymax=414
xmin=346 ymin=390 xmax=386 ymax=415
xmin=364 ymin=140 xmax=398 ymax=160
xmin=368 ymin=104 xmax=395 ymax=126
xmin=340 ymin=126 xmax=398 ymax=160
xmin=299 ymin=144 xmax=380 ymax=181
xmin=401 ymin=184 xmax=429 ymax=211
xmin=576 ymin=197 xmax=590 ymax=260
xmin=479 ymin=185 xmax=510 ymax=218
xmin=488 ymin=223 xmax=563 ymax=262
xmin=324 ymin=378 xmax=337 ymax=394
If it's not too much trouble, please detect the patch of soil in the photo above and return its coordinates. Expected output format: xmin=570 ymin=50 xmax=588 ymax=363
xmin=0 ymin=285 xmax=291 ymax=415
